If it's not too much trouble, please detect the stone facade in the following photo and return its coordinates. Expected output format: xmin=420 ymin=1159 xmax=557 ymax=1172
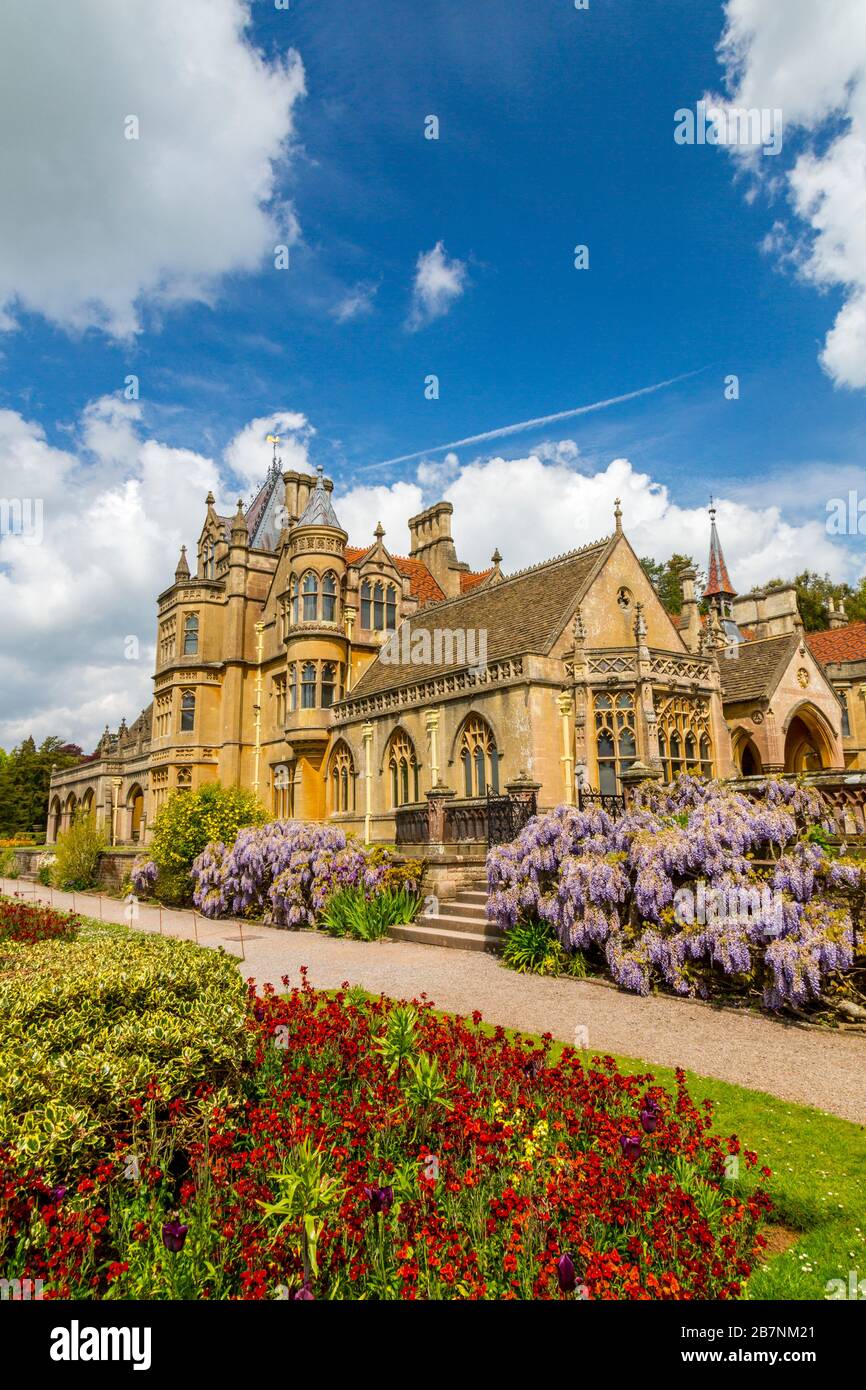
xmin=46 ymin=468 xmax=845 ymax=844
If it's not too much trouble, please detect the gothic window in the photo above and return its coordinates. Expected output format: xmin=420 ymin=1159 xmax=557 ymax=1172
xmin=301 ymin=661 xmax=317 ymax=709
xmin=182 ymin=613 xmax=199 ymax=656
xmin=288 ymin=663 xmax=297 ymax=713
xmin=290 ymin=576 xmax=299 ymax=626
xmin=594 ymin=692 xmax=636 ymax=795
xmin=330 ymin=742 xmax=355 ymax=814
xmin=388 ymin=730 xmax=419 ymax=807
xmin=361 ymin=578 xmax=398 ymax=631
xmin=204 ymin=541 xmax=216 ymax=580
xmin=838 ymin=688 xmax=851 ymax=738
xmin=272 ymin=764 xmax=293 ymax=819
xmin=302 ymin=572 xmax=318 ymax=622
xmin=180 ymin=690 xmax=196 ymax=732
xmin=459 ymin=715 xmax=499 ymax=797
xmin=158 ymin=618 xmax=176 ymax=665
xmin=274 ymin=674 xmax=287 ymax=726
xmin=321 ymin=662 xmax=338 ymax=709
xmin=656 ymin=694 xmax=713 ymax=783
xmin=322 ymin=572 xmax=337 ymax=623
xmin=155 ymin=694 xmax=171 ymax=739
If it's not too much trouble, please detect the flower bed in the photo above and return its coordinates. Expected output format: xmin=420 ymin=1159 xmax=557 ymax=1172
xmin=0 ymin=896 xmax=80 ymax=944
xmin=489 ymin=777 xmax=864 ymax=1013
xmin=0 ymin=945 xmax=771 ymax=1300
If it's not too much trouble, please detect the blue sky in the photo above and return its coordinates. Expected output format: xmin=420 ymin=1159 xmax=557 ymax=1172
xmin=2 ymin=0 xmax=866 ymax=746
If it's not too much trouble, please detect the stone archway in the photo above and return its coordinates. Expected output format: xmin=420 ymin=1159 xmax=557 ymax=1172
xmin=49 ymin=796 xmax=62 ymax=842
xmin=783 ymin=704 xmax=835 ymax=773
xmin=128 ymin=784 xmax=145 ymax=842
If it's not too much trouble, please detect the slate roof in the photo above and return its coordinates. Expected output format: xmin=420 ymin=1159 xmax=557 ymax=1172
xmin=296 ymin=467 xmax=343 ymax=529
xmin=806 ymin=623 xmax=866 ymax=665
xmin=349 ymin=538 xmax=612 ymax=698
xmin=718 ymin=633 xmax=800 ymax=703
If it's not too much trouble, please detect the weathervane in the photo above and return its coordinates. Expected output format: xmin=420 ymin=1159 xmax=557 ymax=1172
xmin=266 ymin=433 xmax=282 ymax=472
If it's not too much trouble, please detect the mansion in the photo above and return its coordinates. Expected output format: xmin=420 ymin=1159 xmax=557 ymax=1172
xmin=47 ymin=456 xmax=852 ymax=847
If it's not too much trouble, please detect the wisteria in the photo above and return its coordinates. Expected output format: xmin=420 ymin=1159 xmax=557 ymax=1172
xmin=488 ymin=777 xmax=864 ymax=1012
xmin=190 ymin=821 xmax=399 ymax=928
xmin=130 ymin=857 xmax=158 ymax=893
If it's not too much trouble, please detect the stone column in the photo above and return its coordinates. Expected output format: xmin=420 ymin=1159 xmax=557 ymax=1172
xmin=619 ymin=759 xmax=663 ymax=809
xmin=556 ymin=690 xmax=575 ymax=805
xmin=571 ymin=607 xmax=589 ymax=789
xmin=633 ymin=603 xmax=661 ymax=770
xmin=111 ymin=778 xmax=122 ymax=846
xmin=425 ymin=707 xmax=441 ymax=787
xmin=362 ymin=721 xmax=374 ymax=844
xmin=426 ymin=784 xmax=456 ymax=847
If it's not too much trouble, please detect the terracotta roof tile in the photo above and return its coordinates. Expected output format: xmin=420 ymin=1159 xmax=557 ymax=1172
xmin=806 ymin=623 xmax=866 ymax=665
xmin=345 ymin=546 xmax=445 ymax=605
xmin=460 ymin=568 xmax=493 ymax=594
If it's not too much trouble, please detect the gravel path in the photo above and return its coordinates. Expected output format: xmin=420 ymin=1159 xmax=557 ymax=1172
xmin=8 ymin=878 xmax=865 ymax=1124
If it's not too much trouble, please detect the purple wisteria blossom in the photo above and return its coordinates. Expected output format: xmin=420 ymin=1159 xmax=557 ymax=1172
xmin=488 ymin=776 xmax=863 ymax=1012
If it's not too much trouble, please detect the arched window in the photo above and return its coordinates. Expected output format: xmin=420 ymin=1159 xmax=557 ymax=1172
xmin=459 ymin=715 xmax=499 ymax=797
xmin=330 ymin=742 xmax=355 ymax=814
xmin=180 ymin=690 xmax=196 ymax=732
xmin=288 ymin=663 xmax=297 ymax=713
xmin=373 ymin=581 xmax=384 ymax=630
xmin=302 ymin=572 xmax=318 ymax=622
xmin=290 ymin=576 xmax=299 ymax=626
xmin=322 ymin=572 xmax=337 ymax=623
xmin=301 ymin=662 xmax=317 ymax=709
xmin=361 ymin=577 xmax=398 ymax=631
xmin=699 ymin=735 xmax=713 ymax=777
xmin=385 ymin=584 xmax=397 ymax=631
xmin=594 ymin=692 xmax=635 ymax=795
xmin=182 ymin=613 xmax=199 ymax=656
xmin=321 ymin=662 xmax=338 ymax=709
xmin=388 ymin=730 xmax=419 ymax=807
xmin=204 ymin=541 xmax=216 ymax=580
xmin=361 ymin=580 xmax=372 ymax=629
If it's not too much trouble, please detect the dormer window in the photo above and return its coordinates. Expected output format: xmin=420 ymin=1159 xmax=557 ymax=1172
xmin=361 ymin=579 xmax=397 ymax=631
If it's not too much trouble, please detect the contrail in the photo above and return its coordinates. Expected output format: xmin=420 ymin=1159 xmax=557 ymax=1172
xmin=359 ymin=367 xmax=706 ymax=472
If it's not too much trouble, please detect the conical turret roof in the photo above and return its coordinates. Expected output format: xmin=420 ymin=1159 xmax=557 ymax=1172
xmin=296 ymin=465 xmax=342 ymax=529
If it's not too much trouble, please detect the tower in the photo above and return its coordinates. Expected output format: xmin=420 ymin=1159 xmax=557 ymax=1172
xmin=704 ymin=502 xmax=742 ymax=645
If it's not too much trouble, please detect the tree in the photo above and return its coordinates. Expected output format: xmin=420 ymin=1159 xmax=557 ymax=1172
xmin=0 ymin=736 xmax=82 ymax=835
xmin=763 ymin=571 xmax=857 ymax=633
xmin=640 ymin=554 xmax=704 ymax=616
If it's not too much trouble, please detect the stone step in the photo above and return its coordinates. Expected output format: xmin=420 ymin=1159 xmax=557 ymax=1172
xmin=444 ymin=900 xmax=490 ymax=922
xmin=453 ymin=889 xmax=488 ymax=905
xmin=418 ymin=909 xmax=501 ymax=934
xmin=389 ymin=921 xmax=501 ymax=952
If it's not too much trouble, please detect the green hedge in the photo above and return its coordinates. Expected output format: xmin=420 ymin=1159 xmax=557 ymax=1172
xmin=0 ymin=923 xmax=251 ymax=1176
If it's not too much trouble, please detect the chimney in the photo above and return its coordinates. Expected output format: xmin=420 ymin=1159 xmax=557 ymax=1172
xmin=678 ymin=565 xmax=700 ymax=652
xmin=407 ymin=500 xmax=468 ymax=598
xmin=828 ymin=596 xmax=847 ymax=629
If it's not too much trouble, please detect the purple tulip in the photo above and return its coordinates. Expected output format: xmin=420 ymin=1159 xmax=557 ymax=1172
xmin=639 ymin=1108 xmax=659 ymax=1134
xmin=363 ymin=1184 xmax=394 ymax=1215
xmin=50 ymin=1185 xmax=68 ymax=1203
xmin=161 ymin=1220 xmax=189 ymax=1253
xmin=619 ymin=1134 xmax=642 ymax=1162
xmin=293 ymin=1282 xmax=315 ymax=1300
xmin=556 ymin=1253 xmax=577 ymax=1292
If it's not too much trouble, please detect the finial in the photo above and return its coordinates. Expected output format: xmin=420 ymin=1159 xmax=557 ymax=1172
xmin=614 ymin=497 xmax=623 ymax=533
xmin=374 ymin=520 xmax=385 ymax=541
xmin=573 ymin=605 xmax=586 ymax=643
xmin=175 ymin=544 xmax=190 ymax=580
xmin=709 ymin=494 xmax=716 ymax=522
xmin=267 ymin=433 xmax=282 ymax=471
xmin=206 ymin=491 xmax=215 ymax=507
xmin=316 ymin=463 xmax=324 ymax=483
xmin=633 ymin=601 xmax=647 ymax=641
xmin=491 ymin=547 xmax=502 ymax=566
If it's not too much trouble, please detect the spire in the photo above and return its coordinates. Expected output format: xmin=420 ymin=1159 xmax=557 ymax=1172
xmin=704 ymin=500 xmax=736 ymax=599
xmin=614 ymin=497 xmax=623 ymax=534
xmin=295 ymin=464 xmax=343 ymax=530
xmin=175 ymin=544 xmax=190 ymax=581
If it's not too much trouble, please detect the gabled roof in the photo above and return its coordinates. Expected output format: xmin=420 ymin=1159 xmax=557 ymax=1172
xmin=461 ymin=567 xmax=494 ymax=593
xmin=806 ymin=622 xmax=866 ymax=665
xmin=719 ymin=632 xmax=801 ymax=703
xmin=344 ymin=546 xmax=446 ymax=605
xmin=349 ymin=537 xmax=612 ymax=699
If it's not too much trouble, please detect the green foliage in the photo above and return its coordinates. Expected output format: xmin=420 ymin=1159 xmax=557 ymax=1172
xmin=320 ymin=885 xmax=421 ymax=940
xmin=639 ymin=554 xmax=704 ymax=616
xmin=150 ymin=783 xmax=266 ymax=900
xmin=0 ymin=847 xmax=19 ymax=879
xmin=763 ymin=569 xmax=866 ymax=631
xmin=503 ymin=917 xmax=588 ymax=977
xmin=371 ymin=852 xmax=425 ymax=894
xmin=51 ymin=808 xmax=106 ymax=890
xmin=0 ymin=924 xmax=251 ymax=1176
xmin=0 ymin=735 xmax=82 ymax=836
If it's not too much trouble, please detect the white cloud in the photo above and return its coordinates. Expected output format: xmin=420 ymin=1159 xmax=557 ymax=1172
xmin=0 ymin=0 xmax=305 ymax=337
xmin=406 ymin=241 xmax=467 ymax=329
xmin=709 ymin=0 xmax=866 ymax=387
xmin=223 ymin=412 xmax=315 ymax=491
xmin=331 ymin=282 xmax=379 ymax=322
xmin=1 ymin=404 xmax=858 ymax=753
